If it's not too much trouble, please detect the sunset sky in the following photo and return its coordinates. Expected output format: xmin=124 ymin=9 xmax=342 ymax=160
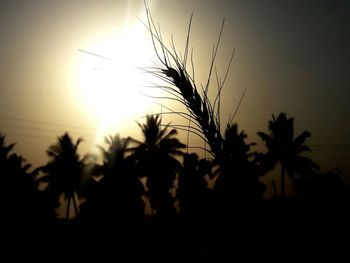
xmin=0 ymin=0 xmax=349 ymax=182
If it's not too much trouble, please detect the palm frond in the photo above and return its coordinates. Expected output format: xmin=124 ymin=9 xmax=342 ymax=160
xmin=294 ymin=131 xmax=311 ymax=145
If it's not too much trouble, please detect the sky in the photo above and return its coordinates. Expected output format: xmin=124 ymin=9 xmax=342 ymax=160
xmin=0 ymin=0 xmax=349 ymax=183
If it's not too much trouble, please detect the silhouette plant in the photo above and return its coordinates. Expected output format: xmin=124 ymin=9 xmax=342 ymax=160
xmin=38 ymin=132 xmax=85 ymax=219
xmin=0 ymin=134 xmax=16 ymax=163
xmin=0 ymin=134 xmax=41 ymax=223
xmin=141 ymin=5 xmax=265 ymax=211
xmin=82 ymin=134 xmax=145 ymax=222
xmin=178 ymin=153 xmax=212 ymax=220
xmin=215 ymin=124 xmax=265 ymax=206
xmin=257 ymin=113 xmax=319 ymax=198
xmin=130 ymin=115 xmax=185 ymax=219
xmin=141 ymin=2 xmax=236 ymax=159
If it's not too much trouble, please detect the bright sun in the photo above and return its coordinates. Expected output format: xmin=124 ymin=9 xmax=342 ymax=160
xmin=76 ymin=20 xmax=156 ymax=141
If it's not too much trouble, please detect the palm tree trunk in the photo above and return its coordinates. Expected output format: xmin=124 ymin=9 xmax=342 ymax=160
xmin=272 ymin=180 xmax=277 ymax=198
xmin=281 ymin=162 xmax=285 ymax=199
xmin=72 ymin=192 xmax=79 ymax=218
xmin=66 ymin=196 xmax=71 ymax=219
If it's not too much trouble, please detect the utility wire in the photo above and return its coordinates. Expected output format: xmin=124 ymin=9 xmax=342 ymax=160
xmin=0 ymin=120 xmax=96 ymax=139
xmin=0 ymin=114 xmax=94 ymax=131
xmin=3 ymin=131 xmax=94 ymax=144
xmin=1 ymin=114 xmax=349 ymax=149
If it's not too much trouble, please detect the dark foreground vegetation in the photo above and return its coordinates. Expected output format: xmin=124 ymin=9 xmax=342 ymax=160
xmin=1 ymin=112 xmax=349 ymax=259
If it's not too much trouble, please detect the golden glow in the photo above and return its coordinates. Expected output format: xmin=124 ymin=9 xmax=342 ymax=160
xmin=76 ymin=21 xmax=155 ymax=141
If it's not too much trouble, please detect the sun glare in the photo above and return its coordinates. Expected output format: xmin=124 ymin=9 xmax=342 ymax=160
xmin=76 ymin=20 xmax=156 ymax=142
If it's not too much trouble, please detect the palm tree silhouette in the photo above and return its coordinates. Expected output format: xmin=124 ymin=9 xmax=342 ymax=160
xmin=257 ymin=113 xmax=319 ymax=198
xmin=214 ymin=124 xmax=265 ymax=212
xmin=83 ymin=134 xmax=145 ymax=221
xmin=39 ymin=132 xmax=85 ymax=219
xmin=130 ymin=115 xmax=185 ymax=219
xmin=0 ymin=134 xmax=41 ymax=223
xmin=178 ymin=153 xmax=212 ymax=220
xmin=0 ymin=134 xmax=15 ymax=164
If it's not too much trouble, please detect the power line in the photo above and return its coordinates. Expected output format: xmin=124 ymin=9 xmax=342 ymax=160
xmin=3 ymin=131 xmax=94 ymax=144
xmin=0 ymin=120 xmax=96 ymax=139
xmin=0 ymin=114 xmax=94 ymax=132
xmin=1 ymin=114 xmax=349 ymax=149
xmin=0 ymin=115 xmax=98 ymax=143
xmin=3 ymin=131 xmax=60 ymax=141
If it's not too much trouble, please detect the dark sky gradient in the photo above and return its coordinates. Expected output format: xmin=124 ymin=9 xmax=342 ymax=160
xmin=0 ymin=0 xmax=349 ymax=182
